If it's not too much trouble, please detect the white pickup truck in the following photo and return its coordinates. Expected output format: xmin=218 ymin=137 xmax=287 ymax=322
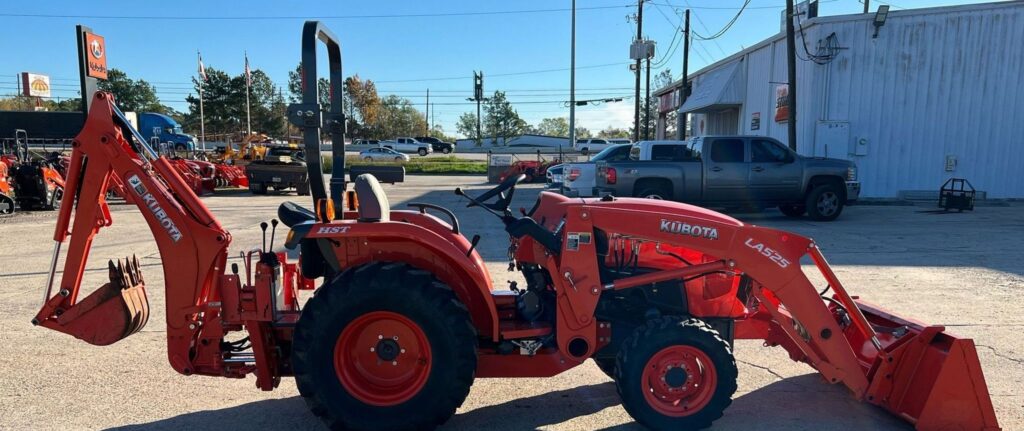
xmin=380 ymin=137 xmax=432 ymax=156
xmin=560 ymin=143 xmax=636 ymax=197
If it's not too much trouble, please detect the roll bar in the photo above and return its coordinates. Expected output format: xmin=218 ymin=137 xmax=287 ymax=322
xmin=288 ymin=21 xmax=346 ymax=219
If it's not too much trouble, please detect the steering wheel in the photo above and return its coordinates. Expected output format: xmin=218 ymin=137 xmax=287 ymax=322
xmin=465 ymin=174 xmax=525 ymax=215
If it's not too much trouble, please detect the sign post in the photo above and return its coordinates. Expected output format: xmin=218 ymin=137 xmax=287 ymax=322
xmin=76 ymin=25 xmax=106 ymax=115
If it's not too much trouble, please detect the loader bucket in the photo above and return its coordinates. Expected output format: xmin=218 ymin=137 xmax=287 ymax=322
xmin=54 ymin=257 xmax=150 ymax=346
xmin=853 ymin=301 xmax=1001 ymax=431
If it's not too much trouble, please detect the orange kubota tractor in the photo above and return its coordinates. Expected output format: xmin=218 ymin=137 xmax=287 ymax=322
xmin=33 ymin=22 xmax=999 ymax=431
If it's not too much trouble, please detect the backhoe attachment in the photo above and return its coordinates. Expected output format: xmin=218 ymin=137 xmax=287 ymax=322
xmin=39 ymin=256 xmax=150 ymax=346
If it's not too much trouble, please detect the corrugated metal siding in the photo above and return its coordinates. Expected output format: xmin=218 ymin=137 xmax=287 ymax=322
xmin=821 ymin=3 xmax=1024 ymax=197
xmin=690 ymin=2 xmax=1024 ymax=198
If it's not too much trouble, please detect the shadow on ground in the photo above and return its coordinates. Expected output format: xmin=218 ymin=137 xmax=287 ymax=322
xmin=106 ymin=375 xmax=910 ymax=431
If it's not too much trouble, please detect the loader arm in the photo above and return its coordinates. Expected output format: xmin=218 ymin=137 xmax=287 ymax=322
xmin=552 ymin=201 xmax=999 ymax=430
xmin=33 ymin=92 xmax=232 ymax=376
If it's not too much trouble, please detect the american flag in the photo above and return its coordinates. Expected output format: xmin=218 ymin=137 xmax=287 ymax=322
xmin=197 ymin=52 xmax=207 ymax=81
xmin=244 ymin=52 xmax=251 ymax=88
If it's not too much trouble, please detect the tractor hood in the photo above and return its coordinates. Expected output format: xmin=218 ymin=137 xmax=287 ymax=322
xmin=577 ymin=196 xmax=745 ymax=228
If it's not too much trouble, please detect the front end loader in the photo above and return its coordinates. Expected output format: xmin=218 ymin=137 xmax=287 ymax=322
xmin=33 ymin=21 xmax=1000 ymax=431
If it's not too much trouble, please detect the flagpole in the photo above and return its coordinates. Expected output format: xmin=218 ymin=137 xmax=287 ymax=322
xmin=198 ymin=51 xmax=206 ymax=152
xmin=245 ymin=51 xmax=252 ymax=137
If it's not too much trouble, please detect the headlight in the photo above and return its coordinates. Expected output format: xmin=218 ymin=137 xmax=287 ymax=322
xmin=847 ymin=166 xmax=857 ymax=181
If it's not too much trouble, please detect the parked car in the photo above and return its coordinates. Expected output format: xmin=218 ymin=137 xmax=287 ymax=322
xmin=561 ymin=143 xmax=633 ymax=197
xmin=381 ymin=137 xmax=432 ymax=156
xmin=414 ymin=136 xmax=454 ymax=154
xmin=360 ymin=147 xmax=410 ymax=162
xmin=595 ymin=136 xmax=860 ymax=221
xmin=353 ymin=139 xmax=380 ymax=147
xmin=574 ymin=138 xmax=611 ymax=155
xmin=546 ymin=164 xmax=564 ymax=188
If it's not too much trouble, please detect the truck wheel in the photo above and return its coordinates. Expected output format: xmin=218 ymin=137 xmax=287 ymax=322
xmin=442 ymin=147 xmax=452 ymax=154
xmin=778 ymin=204 xmax=806 ymax=217
xmin=616 ymin=317 xmax=737 ymax=431
xmin=174 ymin=143 xmax=186 ymax=151
xmin=293 ymin=263 xmax=477 ymax=431
xmin=0 ymin=195 xmax=14 ymax=215
xmin=418 ymin=148 xmax=428 ymax=156
xmin=249 ymin=182 xmax=267 ymax=195
xmin=296 ymin=182 xmax=311 ymax=196
xmin=637 ymin=187 xmax=671 ymax=200
xmin=805 ymin=183 xmax=844 ymax=221
xmin=580 ymin=147 xmax=590 ymax=156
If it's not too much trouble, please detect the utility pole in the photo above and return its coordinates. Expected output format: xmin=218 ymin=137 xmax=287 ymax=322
xmin=644 ymin=54 xmax=651 ymax=140
xmin=864 ymin=0 xmax=870 ymax=14
xmin=431 ymin=102 xmax=435 ymax=134
xmin=633 ymin=0 xmax=644 ymax=142
xmin=569 ymin=0 xmax=577 ymax=147
xmin=785 ymin=0 xmax=798 ymax=151
xmin=425 ymin=88 xmax=430 ymax=136
xmin=677 ymin=9 xmax=690 ymax=140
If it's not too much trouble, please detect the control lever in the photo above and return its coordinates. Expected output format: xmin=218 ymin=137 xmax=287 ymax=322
xmin=260 ymin=222 xmax=269 ymax=253
xmin=455 ymin=187 xmax=504 ymax=219
xmin=466 ymin=234 xmax=481 ymax=257
xmin=268 ymin=219 xmax=279 ymax=252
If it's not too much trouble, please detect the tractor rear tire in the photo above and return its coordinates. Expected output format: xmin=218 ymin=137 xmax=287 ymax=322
xmin=615 ymin=316 xmax=737 ymax=431
xmin=593 ymin=357 xmax=617 ymax=379
xmin=292 ymin=262 xmax=478 ymax=431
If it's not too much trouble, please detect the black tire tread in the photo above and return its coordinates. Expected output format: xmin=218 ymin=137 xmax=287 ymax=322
xmin=614 ymin=316 xmax=738 ymax=430
xmin=292 ymin=262 xmax=477 ymax=431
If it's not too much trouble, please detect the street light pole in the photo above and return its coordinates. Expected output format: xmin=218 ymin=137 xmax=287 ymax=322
xmin=785 ymin=0 xmax=798 ymax=151
xmin=633 ymin=0 xmax=644 ymax=142
xmin=569 ymin=0 xmax=577 ymax=147
xmin=677 ymin=9 xmax=690 ymax=140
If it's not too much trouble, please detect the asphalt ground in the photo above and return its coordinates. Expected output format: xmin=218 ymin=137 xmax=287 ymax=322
xmin=0 ymin=174 xmax=1020 ymax=430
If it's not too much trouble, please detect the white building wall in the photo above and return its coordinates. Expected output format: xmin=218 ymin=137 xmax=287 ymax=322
xmin=688 ymin=1 xmax=1024 ymax=198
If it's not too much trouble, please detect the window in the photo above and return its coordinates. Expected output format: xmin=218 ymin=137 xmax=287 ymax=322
xmin=751 ymin=139 xmax=792 ymax=163
xmin=709 ymin=139 xmax=745 ymax=163
xmin=687 ymin=139 xmax=703 ymax=160
xmin=650 ymin=144 xmax=693 ymax=161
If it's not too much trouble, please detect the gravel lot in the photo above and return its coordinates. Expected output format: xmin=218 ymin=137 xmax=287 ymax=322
xmin=0 ymin=174 xmax=1020 ymax=431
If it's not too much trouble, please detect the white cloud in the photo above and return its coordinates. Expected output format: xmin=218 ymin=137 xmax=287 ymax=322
xmin=573 ymin=101 xmax=634 ymax=132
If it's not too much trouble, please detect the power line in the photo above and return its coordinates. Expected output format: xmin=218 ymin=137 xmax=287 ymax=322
xmin=690 ymin=0 xmax=751 ymax=40
xmin=374 ymin=62 xmax=629 ymax=83
xmin=0 ymin=5 xmax=631 ymax=21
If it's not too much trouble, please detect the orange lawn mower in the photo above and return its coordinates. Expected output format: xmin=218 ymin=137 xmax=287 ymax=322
xmin=32 ymin=22 xmax=1000 ymax=431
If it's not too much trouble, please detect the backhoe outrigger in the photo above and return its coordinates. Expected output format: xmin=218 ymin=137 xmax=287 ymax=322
xmin=34 ymin=21 xmax=999 ymax=431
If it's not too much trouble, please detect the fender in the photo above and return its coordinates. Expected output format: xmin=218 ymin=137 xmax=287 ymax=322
xmin=308 ymin=219 xmax=500 ymax=340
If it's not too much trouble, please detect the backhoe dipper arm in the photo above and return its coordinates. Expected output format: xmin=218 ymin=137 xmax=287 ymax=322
xmin=34 ymin=92 xmax=232 ymax=376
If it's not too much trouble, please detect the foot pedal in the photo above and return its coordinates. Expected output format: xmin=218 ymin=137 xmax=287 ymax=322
xmin=55 ymin=256 xmax=150 ymax=346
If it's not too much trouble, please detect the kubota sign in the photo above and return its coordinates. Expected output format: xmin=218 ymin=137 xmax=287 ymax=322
xmin=84 ymin=32 xmax=107 ymax=80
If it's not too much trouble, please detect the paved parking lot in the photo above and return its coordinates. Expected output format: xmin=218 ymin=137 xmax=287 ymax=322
xmin=0 ymin=174 xmax=1020 ymax=430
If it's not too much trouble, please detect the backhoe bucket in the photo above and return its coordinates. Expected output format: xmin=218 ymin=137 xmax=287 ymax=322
xmin=54 ymin=257 xmax=150 ymax=346
xmin=854 ymin=301 xmax=1001 ymax=431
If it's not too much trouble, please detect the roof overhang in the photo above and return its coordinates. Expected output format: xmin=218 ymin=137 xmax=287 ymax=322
xmin=679 ymin=60 xmax=745 ymax=114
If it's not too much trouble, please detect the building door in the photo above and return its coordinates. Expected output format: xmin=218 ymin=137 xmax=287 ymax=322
xmin=704 ymin=137 xmax=749 ymax=202
xmin=749 ymin=138 xmax=802 ymax=202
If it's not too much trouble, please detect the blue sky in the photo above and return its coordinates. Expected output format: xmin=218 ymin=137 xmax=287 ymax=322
xmin=0 ymin=0 xmax=994 ymax=136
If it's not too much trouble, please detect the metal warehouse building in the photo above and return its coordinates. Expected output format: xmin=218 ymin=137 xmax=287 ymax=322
xmin=654 ymin=1 xmax=1024 ymax=199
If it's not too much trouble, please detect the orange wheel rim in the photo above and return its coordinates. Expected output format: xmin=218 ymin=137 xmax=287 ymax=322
xmin=334 ymin=311 xmax=432 ymax=406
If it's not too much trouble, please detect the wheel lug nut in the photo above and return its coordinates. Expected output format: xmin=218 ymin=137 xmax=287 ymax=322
xmin=392 ymin=361 xmax=398 ymax=366
xmin=393 ymin=336 xmax=399 ymax=341
xmin=370 ymin=347 xmax=375 ymax=352
xmin=400 ymin=349 xmax=406 ymax=354
xmin=378 ymin=335 xmax=383 ymax=340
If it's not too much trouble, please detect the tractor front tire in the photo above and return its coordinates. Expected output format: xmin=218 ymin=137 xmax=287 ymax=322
xmin=593 ymin=357 xmax=617 ymax=379
xmin=615 ymin=317 xmax=737 ymax=431
xmin=292 ymin=262 xmax=478 ymax=431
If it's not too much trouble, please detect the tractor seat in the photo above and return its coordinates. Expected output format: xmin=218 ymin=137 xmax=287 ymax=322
xmin=278 ymin=201 xmax=316 ymax=227
xmin=354 ymin=174 xmax=390 ymax=222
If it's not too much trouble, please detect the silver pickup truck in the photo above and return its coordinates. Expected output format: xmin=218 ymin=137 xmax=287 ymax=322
xmin=595 ymin=136 xmax=860 ymax=221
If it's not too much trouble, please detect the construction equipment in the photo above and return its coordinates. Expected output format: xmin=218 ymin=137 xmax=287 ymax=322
xmin=0 ymin=161 xmax=13 ymax=214
xmin=939 ymin=178 xmax=976 ymax=212
xmin=7 ymin=132 xmax=65 ymax=211
xmin=33 ymin=22 xmax=999 ymax=431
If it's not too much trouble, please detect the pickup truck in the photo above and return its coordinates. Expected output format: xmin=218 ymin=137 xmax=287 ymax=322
xmin=596 ymin=136 xmax=860 ymax=221
xmin=415 ymin=136 xmax=454 ymax=154
xmin=246 ymin=145 xmax=310 ymax=195
xmin=381 ymin=137 xmax=432 ymax=156
xmin=561 ymin=143 xmax=633 ymax=197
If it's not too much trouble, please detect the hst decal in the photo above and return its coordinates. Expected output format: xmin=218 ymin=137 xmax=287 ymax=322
xmin=316 ymin=226 xmax=351 ymax=235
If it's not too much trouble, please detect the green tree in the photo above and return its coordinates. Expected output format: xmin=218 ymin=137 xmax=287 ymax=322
xmin=597 ymin=126 xmax=630 ymax=139
xmin=184 ymin=67 xmax=243 ymax=139
xmin=98 ymin=68 xmax=169 ymax=113
xmin=483 ymin=91 xmax=527 ymax=145
xmin=533 ymin=117 xmax=569 ymax=137
xmin=376 ymin=95 xmax=427 ymax=138
xmin=455 ymin=112 xmax=479 ymax=144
